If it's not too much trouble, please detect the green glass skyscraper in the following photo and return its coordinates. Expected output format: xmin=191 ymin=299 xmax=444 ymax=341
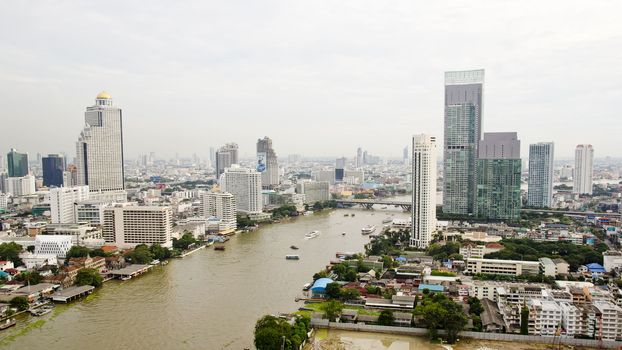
xmin=475 ymin=132 xmax=521 ymax=220
xmin=7 ymin=148 xmax=29 ymax=177
xmin=443 ymin=69 xmax=484 ymax=215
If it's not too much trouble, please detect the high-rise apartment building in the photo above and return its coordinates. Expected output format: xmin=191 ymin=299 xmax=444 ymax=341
xmin=527 ymin=143 xmax=554 ymax=208
xmin=256 ymin=137 xmax=279 ymax=189
xmin=42 ymin=154 xmax=66 ymax=188
xmin=574 ymin=144 xmax=594 ymax=195
xmin=443 ymin=69 xmax=484 ymax=215
xmin=403 ymin=145 xmax=409 ymax=165
xmin=200 ymin=192 xmax=236 ymax=231
xmin=103 ymin=205 xmax=173 ymax=248
xmin=7 ymin=148 xmax=29 ymax=177
xmin=215 ymin=143 xmax=239 ymax=178
xmin=220 ymin=166 xmax=262 ymax=214
xmin=49 ymin=186 xmax=90 ymax=223
xmin=410 ymin=134 xmax=437 ymax=249
xmin=527 ymin=142 xmax=555 ymax=208
xmin=4 ymin=175 xmax=36 ymax=196
xmin=475 ymin=132 xmax=521 ymax=220
xmin=76 ymin=92 xmax=124 ymax=192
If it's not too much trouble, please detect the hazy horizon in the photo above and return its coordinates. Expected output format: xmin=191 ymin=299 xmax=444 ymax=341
xmin=1 ymin=1 xmax=621 ymax=160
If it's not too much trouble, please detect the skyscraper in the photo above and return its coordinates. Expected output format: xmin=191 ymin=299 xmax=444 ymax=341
xmin=574 ymin=144 xmax=594 ymax=195
xmin=403 ymin=145 xmax=409 ymax=165
xmin=475 ymin=132 xmax=521 ymax=220
xmin=76 ymin=92 xmax=124 ymax=192
xmin=215 ymin=143 xmax=239 ymax=178
xmin=356 ymin=147 xmax=363 ymax=168
xmin=7 ymin=148 xmax=29 ymax=177
xmin=335 ymin=157 xmax=346 ymax=182
xmin=256 ymin=137 xmax=279 ymax=189
xmin=42 ymin=154 xmax=66 ymax=187
xmin=527 ymin=143 xmax=554 ymax=208
xmin=443 ymin=69 xmax=484 ymax=215
xmin=49 ymin=186 xmax=90 ymax=223
xmin=411 ymin=134 xmax=437 ymax=249
xmin=220 ymin=166 xmax=262 ymax=214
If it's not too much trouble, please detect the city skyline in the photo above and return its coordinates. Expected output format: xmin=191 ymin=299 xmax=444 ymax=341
xmin=1 ymin=2 xmax=621 ymax=158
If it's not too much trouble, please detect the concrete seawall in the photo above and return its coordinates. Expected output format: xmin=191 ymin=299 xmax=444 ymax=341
xmin=311 ymin=319 xmax=622 ymax=349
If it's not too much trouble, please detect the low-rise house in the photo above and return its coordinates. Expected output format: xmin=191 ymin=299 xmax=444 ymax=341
xmin=393 ymin=312 xmax=412 ymax=326
xmin=0 ymin=261 xmax=14 ymax=271
xmin=340 ymin=309 xmax=358 ymax=323
xmin=356 ymin=314 xmax=379 ymax=324
xmin=481 ymin=298 xmax=505 ymax=333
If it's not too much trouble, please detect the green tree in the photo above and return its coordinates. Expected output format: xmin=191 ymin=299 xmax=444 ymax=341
xmin=75 ymin=268 xmax=103 ymax=287
xmin=340 ymin=288 xmax=360 ymax=301
xmin=415 ymin=294 xmax=467 ymax=343
xmin=344 ymin=269 xmax=358 ymax=282
xmin=467 ymin=297 xmax=483 ymax=315
xmin=0 ymin=242 xmax=23 ymax=265
xmin=325 ymin=282 xmax=342 ymax=299
xmin=378 ymin=310 xmax=394 ymax=326
xmin=321 ymin=301 xmax=343 ymax=322
xmin=16 ymin=271 xmax=42 ymax=285
xmin=172 ymin=233 xmax=198 ymax=251
xmin=520 ymin=306 xmax=529 ymax=335
xmin=26 ymin=245 xmax=35 ymax=253
xmin=149 ymin=244 xmax=172 ymax=260
xmin=89 ymin=248 xmax=108 ymax=257
xmin=124 ymin=244 xmax=154 ymax=264
xmin=9 ymin=296 xmax=29 ymax=311
xmin=66 ymin=246 xmax=90 ymax=259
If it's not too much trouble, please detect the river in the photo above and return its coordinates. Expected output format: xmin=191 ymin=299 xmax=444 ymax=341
xmin=0 ymin=206 xmax=410 ymax=349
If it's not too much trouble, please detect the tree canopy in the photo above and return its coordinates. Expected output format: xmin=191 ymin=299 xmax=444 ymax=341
xmin=415 ymin=293 xmax=467 ymax=343
xmin=124 ymin=244 xmax=154 ymax=264
xmin=254 ymin=315 xmax=310 ymax=350
xmin=76 ymin=268 xmax=103 ymax=287
xmin=66 ymin=246 xmax=91 ymax=259
xmin=0 ymin=242 xmax=23 ymax=265
xmin=10 ymin=296 xmax=29 ymax=311
xmin=172 ymin=233 xmax=198 ymax=251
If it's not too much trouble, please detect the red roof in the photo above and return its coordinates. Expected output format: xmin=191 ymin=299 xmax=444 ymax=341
xmin=485 ymin=243 xmax=504 ymax=249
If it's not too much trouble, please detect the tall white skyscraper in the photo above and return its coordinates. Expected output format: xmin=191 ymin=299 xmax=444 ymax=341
xmin=49 ymin=185 xmax=90 ymax=223
xmin=574 ymin=144 xmax=594 ymax=195
xmin=256 ymin=137 xmax=279 ymax=189
xmin=527 ymin=142 xmax=555 ymax=208
xmin=411 ymin=134 xmax=437 ymax=249
xmin=220 ymin=166 xmax=263 ymax=214
xmin=201 ymin=192 xmax=237 ymax=231
xmin=76 ymin=92 xmax=124 ymax=192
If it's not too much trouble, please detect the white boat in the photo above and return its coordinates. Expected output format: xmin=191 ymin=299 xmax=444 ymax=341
xmin=305 ymin=230 xmax=320 ymax=239
xmin=286 ymin=255 xmax=300 ymax=260
xmin=361 ymin=225 xmax=376 ymax=235
xmin=382 ymin=218 xmax=392 ymax=224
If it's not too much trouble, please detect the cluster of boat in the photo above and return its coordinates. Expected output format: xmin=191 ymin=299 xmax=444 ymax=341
xmin=30 ymin=304 xmax=54 ymax=317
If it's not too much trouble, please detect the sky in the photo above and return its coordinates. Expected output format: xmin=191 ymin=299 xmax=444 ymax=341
xmin=1 ymin=1 xmax=621 ymax=160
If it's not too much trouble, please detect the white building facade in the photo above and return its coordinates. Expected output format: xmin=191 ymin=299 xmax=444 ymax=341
xmin=34 ymin=235 xmax=74 ymax=258
xmin=410 ymin=134 xmax=437 ymax=248
xmin=573 ymin=144 xmax=593 ymax=195
xmin=200 ymin=192 xmax=237 ymax=232
xmin=103 ymin=206 xmax=172 ymax=248
xmin=220 ymin=166 xmax=263 ymax=214
xmin=4 ymin=175 xmax=36 ymax=196
xmin=76 ymin=92 xmax=124 ymax=192
xmin=49 ymin=186 xmax=90 ymax=223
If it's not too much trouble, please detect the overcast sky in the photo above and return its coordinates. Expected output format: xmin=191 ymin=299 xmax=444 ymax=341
xmin=1 ymin=1 xmax=621 ymax=161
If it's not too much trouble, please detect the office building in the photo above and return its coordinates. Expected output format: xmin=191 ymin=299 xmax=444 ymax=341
xmin=527 ymin=143 xmax=554 ymax=208
xmin=34 ymin=235 xmax=73 ymax=258
xmin=4 ymin=175 xmax=36 ymax=196
xmin=475 ymin=132 xmax=521 ymax=220
xmin=42 ymin=154 xmax=66 ymax=188
xmin=7 ymin=148 xmax=29 ymax=177
xmin=410 ymin=134 xmax=437 ymax=249
xmin=356 ymin=147 xmax=363 ymax=168
xmin=313 ymin=169 xmax=335 ymax=184
xmin=296 ymin=181 xmax=330 ymax=204
xmin=220 ymin=166 xmax=262 ymax=214
xmin=49 ymin=186 xmax=90 ymax=224
xmin=574 ymin=144 xmax=594 ymax=195
xmin=103 ymin=205 xmax=173 ymax=248
xmin=256 ymin=137 xmax=279 ymax=189
xmin=200 ymin=192 xmax=236 ymax=232
xmin=75 ymin=200 xmax=110 ymax=225
xmin=76 ymin=92 xmax=125 ymax=192
xmin=215 ymin=143 xmax=238 ymax=178
xmin=335 ymin=157 xmax=346 ymax=182
xmin=343 ymin=169 xmax=364 ymax=185
xmin=443 ymin=69 xmax=484 ymax=215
